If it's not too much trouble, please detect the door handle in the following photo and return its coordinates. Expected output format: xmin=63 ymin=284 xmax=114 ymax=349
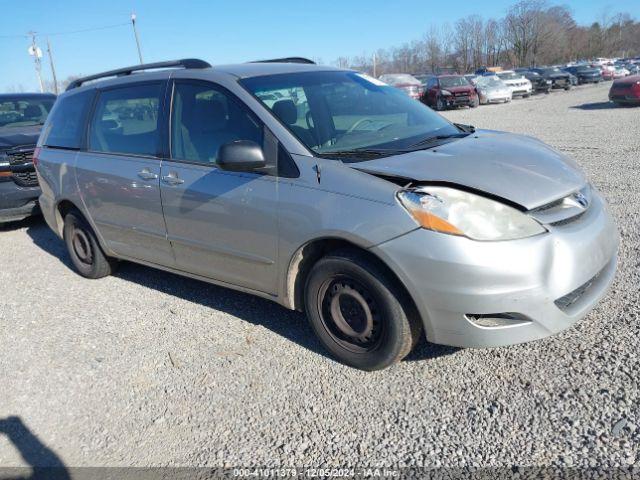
xmin=137 ymin=168 xmax=158 ymax=180
xmin=162 ymin=172 xmax=184 ymax=185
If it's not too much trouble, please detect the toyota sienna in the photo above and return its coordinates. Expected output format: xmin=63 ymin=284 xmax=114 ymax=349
xmin=35 ymin=59 xmax=619 ymax=370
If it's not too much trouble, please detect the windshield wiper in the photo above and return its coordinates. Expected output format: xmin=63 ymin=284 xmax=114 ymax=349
xmin=408 ymin=131 xmax=472 ymax=148
xmin=317 ymin=149 xmax=399 ymax=159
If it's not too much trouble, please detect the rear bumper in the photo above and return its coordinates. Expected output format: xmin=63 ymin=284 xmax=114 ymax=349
xmin=372 ymin=192 xmax=618 ymax=348
xmin=0 ymin=180 xmax=40 ymax=222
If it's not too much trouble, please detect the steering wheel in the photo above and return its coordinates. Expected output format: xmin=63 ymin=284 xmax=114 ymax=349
xmin=346 ymin=118 xmax=377 ymax=134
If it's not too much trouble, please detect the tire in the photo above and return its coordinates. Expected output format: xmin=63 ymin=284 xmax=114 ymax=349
xmin=436 ymin=96 xmax=445 ymax=111
xmin=564 ymin=85 xmax=571 ymax=91
xmin=470 ymin=96 xmax=479 ymax=108
xmin=304 ymin=250 xmax=422 ymax=371
xmin=63 ymin=210 xmax=117 ymax=279
xmin=523 ymin=93 xmax=530 ymax=98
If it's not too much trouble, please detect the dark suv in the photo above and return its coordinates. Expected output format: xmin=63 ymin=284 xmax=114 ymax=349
xmin=0 ymin=93 xmax=56 ymax=222
xmin=563 ymin=66 xmax=602 ymax=84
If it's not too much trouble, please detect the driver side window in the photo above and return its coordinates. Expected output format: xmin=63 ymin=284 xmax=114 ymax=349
xmin=171 ymin=82 xmax=263 ymax=164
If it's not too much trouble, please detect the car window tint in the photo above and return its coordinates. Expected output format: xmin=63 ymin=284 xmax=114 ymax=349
xmin=41 ymin=91 xmax=92 ymax=149
xmin=88 ymin=83 xmax=162 ymax=156
xmin=171 ymin=82 xmax=263 ymax=165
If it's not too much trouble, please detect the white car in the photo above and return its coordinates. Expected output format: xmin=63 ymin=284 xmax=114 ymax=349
xmin=496 ymin=70 xmax=533 ymax=97
xmin=475 ymin=76 xmax=513 ymax=104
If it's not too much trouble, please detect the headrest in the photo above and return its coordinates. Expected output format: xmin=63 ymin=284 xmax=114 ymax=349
xmin=272 ymin=100 xmax=297 ymax=125
xmin=193 ymin=99 xmax=227 ymax=131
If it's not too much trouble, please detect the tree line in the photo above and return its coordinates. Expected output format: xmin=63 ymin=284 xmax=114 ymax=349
xmin=336 ymin=0 xmax=640 ymax=76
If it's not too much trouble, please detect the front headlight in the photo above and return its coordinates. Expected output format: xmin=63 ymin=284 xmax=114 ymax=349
xmin=397 ymin=186 xmax=546 ymax=241
xmin=441 ymin=90 xmax=452 ymax=96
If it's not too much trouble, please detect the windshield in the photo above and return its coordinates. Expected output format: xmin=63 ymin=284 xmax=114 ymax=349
xmin=439 ymin=76 xmax=470 ymax=88
xmin=497 ymin=72 xmax=522 ymax=80
xmin=379 ymin=74 xmax=419 ymax=85
xmin=241 ymin=71 xmax=460 ymax=158
xmin=476 ymin=76 xmax=505 ymax=88
xmin=0 ymin=97 xmax=54 ymax=128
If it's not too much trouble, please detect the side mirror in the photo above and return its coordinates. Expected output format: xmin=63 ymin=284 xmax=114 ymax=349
xmin=217 ymin=140 xmax=266 ymax=172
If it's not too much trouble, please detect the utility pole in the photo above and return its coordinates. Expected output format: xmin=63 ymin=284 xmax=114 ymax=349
xmin=131 ymin=12 xmax=143 ymax=64
xmin=27 ymin=32 xmax=45 ymax=93
xmin=46 ymin=38 xmax=59 ymax=95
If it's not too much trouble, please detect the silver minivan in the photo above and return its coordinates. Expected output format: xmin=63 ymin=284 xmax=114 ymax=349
xmin=35 ymin=58 xmax=618 ymax=370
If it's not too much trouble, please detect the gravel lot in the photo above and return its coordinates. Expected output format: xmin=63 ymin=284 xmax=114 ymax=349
xmin=0 ymin=82 xmax=638 ymax=470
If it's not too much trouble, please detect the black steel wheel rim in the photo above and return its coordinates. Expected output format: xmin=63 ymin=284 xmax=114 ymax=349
xmin=317 ymin=275 xmax=383 ymax=353
xmin=71 ymin=227 xmax=93 ymax=265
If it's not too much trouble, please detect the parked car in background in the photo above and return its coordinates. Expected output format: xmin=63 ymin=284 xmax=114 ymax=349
xmin=475 ymin=66 xmax=503 ymax=76
xmin=609 ymin=75 xmax=640 ymax=106
xmin=475 ymin=75 xmax=512 ymax=104
xmin=421 ymin=75 xmax=479 ymax=110
xmin=595 ymin=64 xmax=615 ymax=80
xmin=496 ymin=70 xmax=532 ymax=97
xmin=0 ymin=93 xmax=56 ymax=222
xmin=464 ymin=74 xmax=479 ymax=86
xmin=531 ymin=67 xmax=572 ymax=90
xmin=515 ymin=69 xmax=552 ymax=94
xmin=563 ymin=65 xmax=602 ymax=84
xmin=35 ymin=59 xmax=619 ymax=371
xmin=613 ymin=66 xmax=628 ymax=79
xmin=567 ymin=72 xmax=579 ymax=87
xmin=414 ymin=73 xmax=435 ymax=86
xmin=378 ymin=73 xmax=423 ymax=99
xmin=623 ymin=63 xmax=640 ymax=75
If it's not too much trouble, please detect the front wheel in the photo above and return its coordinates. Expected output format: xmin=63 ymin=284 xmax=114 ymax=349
xmin=470 ymin=96 xmax=479 ymax=108
xmin=63 ymin=211 xmax=118 ymax=279
xmin=436 ymin=96 xmax=446 ymax=111
xmin=304 ymin=251 xmax=422 ymax=370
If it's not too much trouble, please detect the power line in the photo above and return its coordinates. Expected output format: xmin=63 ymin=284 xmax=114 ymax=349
xmin=0 ymin=21 xmax=129 ymax=39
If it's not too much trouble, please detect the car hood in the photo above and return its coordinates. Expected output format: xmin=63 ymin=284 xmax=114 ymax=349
xmin=479 ymin=85 xmax=510 ymax=94
xmin=442 ymin=85 xmax=473 ymax=93
xmin=545 ymin=72 xmax=570 ymax=79
xmin=353 ymin=130 xmax=586 ymax=210
xmin=0 ymin=125 xmax=42 ymax=149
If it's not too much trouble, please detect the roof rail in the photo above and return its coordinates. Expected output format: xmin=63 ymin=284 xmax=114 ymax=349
xmin=251 ymin=57 xmax=316 ymax=65
xmin=66 ymin=58 xmax=211 ymax=91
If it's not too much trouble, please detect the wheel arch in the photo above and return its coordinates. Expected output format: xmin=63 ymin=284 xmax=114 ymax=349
xmin=284 ymin=237 xmax=420 ymax=327
xmin=54 ymin=198 xmax=82 ymax=237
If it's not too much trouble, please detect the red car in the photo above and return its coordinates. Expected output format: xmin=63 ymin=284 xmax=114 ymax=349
xmin=421 ymin=75 xmax=479 ymax=110
xmin=609 ymin=75 xmax=640 ymax=105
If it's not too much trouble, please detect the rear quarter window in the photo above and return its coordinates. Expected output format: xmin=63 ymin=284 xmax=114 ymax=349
xmin=41 ymin=90 xmax=94 ymax=149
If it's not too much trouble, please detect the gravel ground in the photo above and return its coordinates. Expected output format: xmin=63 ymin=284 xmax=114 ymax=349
xmin=0 ymin=82 xmax=638 ymax=470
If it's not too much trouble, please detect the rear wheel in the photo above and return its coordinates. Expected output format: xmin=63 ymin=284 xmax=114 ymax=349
xmin=304 ymin=250 xmax=422 ymax=371
xmin=63 ymin=211 xmax=117 ymax=279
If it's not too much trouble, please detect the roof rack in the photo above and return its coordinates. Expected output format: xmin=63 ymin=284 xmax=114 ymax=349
xmin=66 ymin=58 xmax=211 ymax=91
xmin=251 ymin=57 xmax=316 ymax=65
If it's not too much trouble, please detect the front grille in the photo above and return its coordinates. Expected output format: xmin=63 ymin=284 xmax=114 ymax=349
xmin=8 ymin=148 xmax=39 ymax=187
xmin=554 ymin=269 xmax=602 ymax=312
xmin=529 ymin=186 xmax=591 ymax=226
xmin=12 ymin=171 xmax=39 ymax=187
